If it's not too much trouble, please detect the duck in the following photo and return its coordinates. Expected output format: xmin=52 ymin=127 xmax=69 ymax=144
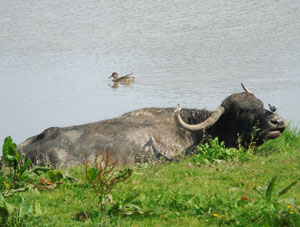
xmin=108 ymin=72 xmax=135 ymax=82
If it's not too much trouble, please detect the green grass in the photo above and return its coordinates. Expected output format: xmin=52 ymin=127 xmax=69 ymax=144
xmin=2 ymin=126 xmax=300 ymax=226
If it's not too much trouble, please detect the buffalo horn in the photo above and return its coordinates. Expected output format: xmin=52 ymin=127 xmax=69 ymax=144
xmin=177 ymin=106 xmax=225 ymax=131
xmin=241 ymin=83 xmax=253 ymax=94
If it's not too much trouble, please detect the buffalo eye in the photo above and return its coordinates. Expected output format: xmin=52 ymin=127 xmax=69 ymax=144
xmin=237 ymin=109 xmax=244 ymax=115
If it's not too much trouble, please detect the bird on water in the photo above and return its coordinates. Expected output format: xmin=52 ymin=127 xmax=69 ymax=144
xmin=108 ymin=72 xmax=135 ymax=82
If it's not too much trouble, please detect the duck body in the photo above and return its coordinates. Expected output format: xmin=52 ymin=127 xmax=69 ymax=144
xmin=108 ymin=72 xmax=135 ymax=82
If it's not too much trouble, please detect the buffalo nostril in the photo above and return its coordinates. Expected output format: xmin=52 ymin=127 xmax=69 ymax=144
xmin=270 ymin=118 xmax=284 ymax=126
xmin=271 ymin=119 xmax=278 ymax=124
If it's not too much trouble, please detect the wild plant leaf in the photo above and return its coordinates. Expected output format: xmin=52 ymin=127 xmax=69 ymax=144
xmin=32 ymin=166 xmax=53 ymax=175
xmin=2 ymin=136 xmax=11 ymax=157
xmin=277 ymin=181 xmax=297 ymax=197
xmin=122 ymin=203 xmax=143 ymax=215
xmin=254 ymin=186 xmax=265 ymax=198
xmin=115 ymin=168 xmax=133 ymax=182
xmin=47 ymin=170 xmax=64 ymax=183
xmin=64 ymin=175 xmax=77 ymax=183
xmin=2 ymin=136 xmax=19 ymax=162
xmin=87 ymin=167 xmax=97 ymax=181
xmin=108 ymin=199 xmax=142 ymax=215
xmin=0 ymin=207 xmax=9 ymax=221
xmin=124 ymin=203 xmax=142 ymax=211
xmin=3 ymin=154 xmax=17 ymax=162
xmin=122 ymin=191 xmax=140 ymax=205
xmin=0 ymin=195 xmax=15 ymax=214
xmin=2 ymin=136 xmax=20 ymax=171
xmin=30 ymin=186 xmax=41 ymax=195
xmin=265 ymin=176 xmax=277 ymax=201
xmin=107 ymin=201 xmax=120 ymax=214
xmin=19 ymin=158 xmax=32 ymax=176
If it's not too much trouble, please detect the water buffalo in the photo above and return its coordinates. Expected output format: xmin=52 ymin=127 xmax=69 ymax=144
xmin=18 ymin=84 xmax=285 ymax=167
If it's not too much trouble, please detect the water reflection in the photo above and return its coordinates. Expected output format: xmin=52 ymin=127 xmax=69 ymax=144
xmin=110 ymin=81 xmax=135 ymax=89
xmin=111 ymin=82 xmax=118 ymax=89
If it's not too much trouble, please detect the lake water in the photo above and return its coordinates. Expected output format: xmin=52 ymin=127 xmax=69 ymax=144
xmin=1 ymin=0 xmax=300 ymax=146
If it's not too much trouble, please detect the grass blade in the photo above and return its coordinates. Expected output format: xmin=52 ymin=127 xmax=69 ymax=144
xmin=266 ymin=176 xmax=277 ymax=202
xmin=277 ymin=181 xmax=297 ymax=197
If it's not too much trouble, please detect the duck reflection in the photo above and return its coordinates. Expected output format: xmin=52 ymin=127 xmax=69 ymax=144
xmin=111 ymin=82 xmax=119 ymax=89
xmin=110 ymin=81 xmax=134 ymax=89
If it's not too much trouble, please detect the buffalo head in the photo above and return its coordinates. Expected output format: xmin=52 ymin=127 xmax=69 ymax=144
xmin=176 ymin=84 xmax=285 ymax=147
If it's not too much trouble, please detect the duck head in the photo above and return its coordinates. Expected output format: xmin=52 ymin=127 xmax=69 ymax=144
xmin=108 ymin=72 xmax=118 ymax=80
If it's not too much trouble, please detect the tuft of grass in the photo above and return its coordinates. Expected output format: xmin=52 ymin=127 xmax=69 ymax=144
xmin=191 ymin=137 xmax=253 ymax=166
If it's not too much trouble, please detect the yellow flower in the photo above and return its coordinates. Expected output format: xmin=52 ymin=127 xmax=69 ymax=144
xmin=287 ymin=205 xmax=291 ymax=209
xmin=290 ymin=211 xmax=294 ymax=214
xmin=226 ymin=217 xmax=230 ymax=221
xmin=213 ymin=213 xmax=222 ymax=218
xmin=4 ymin=182 xmax=10 ymax=189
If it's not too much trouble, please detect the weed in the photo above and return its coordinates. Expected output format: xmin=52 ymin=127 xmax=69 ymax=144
xmin=108 ymin=191 xmax=145 ymax=216
xmin=2 ymin=137 xmax=31 ymax=188
xmin=191 ymin=137 xmax=252 ymax=165
xmin=227 ymin=177 xmax=300 ymax=226
xmin=254 ymin=176 xmax=297 ymax=204
xmin=85 ymin=149 xmax=133 ymax=212
xmin=0 ymin=194 xmax=44 ymax=226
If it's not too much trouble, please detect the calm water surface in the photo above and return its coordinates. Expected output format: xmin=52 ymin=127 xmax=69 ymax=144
xmin=1 ymin=0 xmax=300 ymax=145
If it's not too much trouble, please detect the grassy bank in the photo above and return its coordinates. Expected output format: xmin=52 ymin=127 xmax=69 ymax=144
xmin=1 ymin=126 xmax=300 ymax=226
